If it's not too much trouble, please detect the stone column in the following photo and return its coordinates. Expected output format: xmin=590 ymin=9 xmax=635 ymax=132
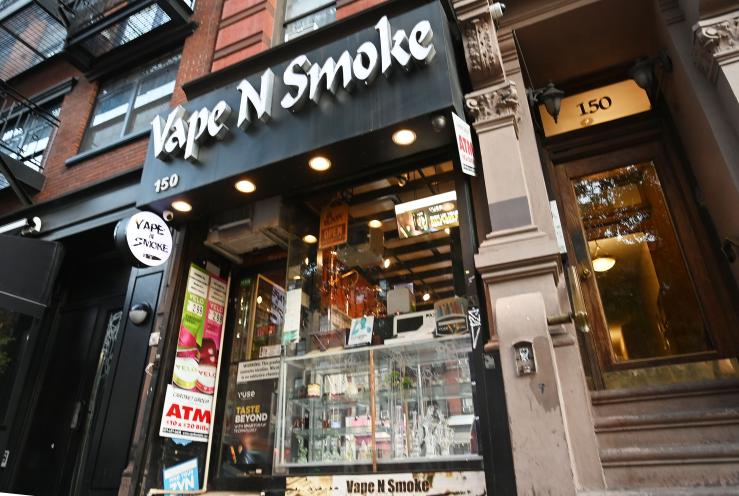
xmin=456 ymin=0 xmax=535 ymax=238
xmin=454 ymin=1 xmax=605 ymax=494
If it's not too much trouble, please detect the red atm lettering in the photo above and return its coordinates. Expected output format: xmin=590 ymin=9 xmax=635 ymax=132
xmin=458 ymin=136 xmax=473 ymax=155
xmin=166 ymin=403 xmax=211 ymax=424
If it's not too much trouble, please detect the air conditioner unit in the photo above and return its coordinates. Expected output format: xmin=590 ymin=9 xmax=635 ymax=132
xmin=205 ymin=197 xmax=302 ymax=262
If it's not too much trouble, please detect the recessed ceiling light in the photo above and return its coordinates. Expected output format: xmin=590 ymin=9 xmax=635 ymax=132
xmin=422 ymin=292 xmax=431 ymax=302
xmin=171 ymin=200 xmax=192 ymax=212
xmin=256 ymin=295 xmax=263 ymax=304
xmin=235 ymin=179 xmax=256 ymax=193
xmin=383 ymin=258 xmax=391 ymax=269
xmin=309 ymin=156 xmax=331 ymax=171
xmin=392 ymin=129 xmax=416 ymax=146
xmin=303 ymin=234 xmax=318 ymax=244
xmin=368 ymin=219 xmax=383 ymax=229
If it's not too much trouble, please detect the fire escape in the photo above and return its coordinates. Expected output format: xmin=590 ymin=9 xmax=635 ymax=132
xmin=55 ymin=0 xmax=195 ymax=77
xmin=0 ymin=0 xmax=64 ymax=206
xmin=0 ymin=0 xmax=193 ymax=207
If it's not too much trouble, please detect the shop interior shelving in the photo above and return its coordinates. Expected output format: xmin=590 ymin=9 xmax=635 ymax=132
xmin=274 ymin=335 xmax=481 ymax=474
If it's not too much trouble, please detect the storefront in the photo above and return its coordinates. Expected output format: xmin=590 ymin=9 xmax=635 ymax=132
xmin=128 ymin=1 xmax=511 ymax=494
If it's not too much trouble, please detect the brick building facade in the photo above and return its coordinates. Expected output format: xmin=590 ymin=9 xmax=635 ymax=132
xmin=0 ymin=0 xmax=737 ymax=495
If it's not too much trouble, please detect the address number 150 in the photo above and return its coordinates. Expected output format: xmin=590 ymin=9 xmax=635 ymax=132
xmin=155 ymin=173 xmax=179 ymax=193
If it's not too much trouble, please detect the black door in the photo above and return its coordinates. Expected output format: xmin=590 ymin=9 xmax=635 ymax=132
xmin=14 ymin=297 xmax=125 ymax=494
xmin=12 ymin=232 xmax=132 ymax=496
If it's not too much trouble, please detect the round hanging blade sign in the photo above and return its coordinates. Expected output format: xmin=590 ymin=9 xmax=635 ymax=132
xmin=114 ymin=211 xmax=172 ymax=267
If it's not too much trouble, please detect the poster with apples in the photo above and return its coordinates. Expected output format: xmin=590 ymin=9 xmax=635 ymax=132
xmin=162 ymin=264 xmax=228 ymax=442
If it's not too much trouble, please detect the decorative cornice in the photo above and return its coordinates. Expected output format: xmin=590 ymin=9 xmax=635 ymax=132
xmin=465 ymin=80 xmax=521 ymax=132
xmin=452 ymin=0 xmax=490 ymax=21
xmin=455 ymin=1 xmax=505 ymax=88
xmin=693 ymin=11 xmax=739 ymax=82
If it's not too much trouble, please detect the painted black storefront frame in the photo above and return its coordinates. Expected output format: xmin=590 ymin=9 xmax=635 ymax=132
xmin=132 ymin=0 xmax=516 ymax=494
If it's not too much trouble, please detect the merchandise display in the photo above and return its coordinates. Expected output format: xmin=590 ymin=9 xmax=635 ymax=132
xmin=274 ymin=335 xmax=479 ymax=473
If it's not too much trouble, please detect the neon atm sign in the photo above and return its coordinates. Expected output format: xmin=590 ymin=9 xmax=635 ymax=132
xmin=151 ymin=16 xmax=436 ymax=163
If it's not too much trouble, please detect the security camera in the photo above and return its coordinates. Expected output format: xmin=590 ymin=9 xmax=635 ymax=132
xmin=431 ymin=115 xmax=447 ymax=132
xmin=162 ymin=210 xmax=174 ymax=222
xmin=489 ymin=2 xmax=506 ymax=20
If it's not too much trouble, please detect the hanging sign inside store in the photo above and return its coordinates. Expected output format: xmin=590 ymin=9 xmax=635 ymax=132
xmin=452 ymin=112 xmax=476 ymax=176
xmin=114 ymin=211 xmax=172 ymax=267
xmin=395 ymin=191 xmax=459 ymax=238
xmin=539 ymin=79 xmax=651 ymax=137
xmin=319 ymin=204 xmax=350 ymax=249
xmin=286 ymin=471 xmax=486 ymax=496
xmin=223 ymin=358 xmax=280 ymax=473
xmin=151 ymin=15 xmax=436 ymax=164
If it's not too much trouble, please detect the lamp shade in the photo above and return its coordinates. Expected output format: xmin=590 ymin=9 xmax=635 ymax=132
xmin=592 ymin=256 xmax=616 ymax=272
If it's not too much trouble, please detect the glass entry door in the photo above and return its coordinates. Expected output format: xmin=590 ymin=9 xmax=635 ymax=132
xmin=553 ymin=141 xmax=738 ymax=388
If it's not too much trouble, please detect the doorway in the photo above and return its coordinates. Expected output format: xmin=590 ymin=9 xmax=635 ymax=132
xmin=11 ymin=228 xmax=134 ymax=496
xmin=549 ymin=119 xmax=739 ymax=389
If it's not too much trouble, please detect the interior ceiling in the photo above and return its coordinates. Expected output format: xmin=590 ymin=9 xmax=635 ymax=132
xmin=509 ymin=0 xmax=662 ymax=89
xmin=304 ymin=161 xmax=457 ymax=304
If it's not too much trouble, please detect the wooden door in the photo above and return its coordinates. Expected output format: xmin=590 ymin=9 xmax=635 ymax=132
xmin=551 ymin=132 xmax=738 ymax=383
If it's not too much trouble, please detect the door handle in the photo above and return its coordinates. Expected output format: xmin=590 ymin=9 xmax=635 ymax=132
xmin=70 ymin=401 xmax=82 ymax=430
xmin=568 ymin=265 xmax=590 ymax=333
xmin=547 ymin=265 xmax=590 ymax=333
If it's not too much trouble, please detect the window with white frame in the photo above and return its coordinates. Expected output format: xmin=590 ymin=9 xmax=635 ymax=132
xmin=283 ymin=0 xmax=336 ymax=42
xmin=79 ymin=53 xmax=180 ymax=152
xmin=0 ymin=99 xmax=60 ymax=190
xmin=0 ymin=101 xmax=60 ymax=170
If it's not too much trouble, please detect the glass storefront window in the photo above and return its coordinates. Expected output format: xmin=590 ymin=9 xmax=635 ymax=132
xmin=573 ymin=161 xmax=712 ymax=363
xmin=147 ymin=161 xmax=479 ymax=492
xmin=207 ymin=161 xmax=477 ymax=482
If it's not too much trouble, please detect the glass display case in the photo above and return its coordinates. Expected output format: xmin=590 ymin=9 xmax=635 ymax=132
xmin=274 ymin=335 xmax=480 ymax=473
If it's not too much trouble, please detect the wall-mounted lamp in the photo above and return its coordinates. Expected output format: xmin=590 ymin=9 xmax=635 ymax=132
xmin=527 ymin=83 xmax=565 ymax=123
xmin=129 ymin=302 xmax=152 ymax=326
xmin=629 ymin=51 xmax=672 ymax=100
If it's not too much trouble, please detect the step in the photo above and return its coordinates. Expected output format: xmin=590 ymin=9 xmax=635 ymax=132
xmin=601 ymin=443 xmax=739 ymax=489
xmin=591 ymin=379 xmax=739 ymax=417
xmin=595 ymin=408 xmax=739 ymax=449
